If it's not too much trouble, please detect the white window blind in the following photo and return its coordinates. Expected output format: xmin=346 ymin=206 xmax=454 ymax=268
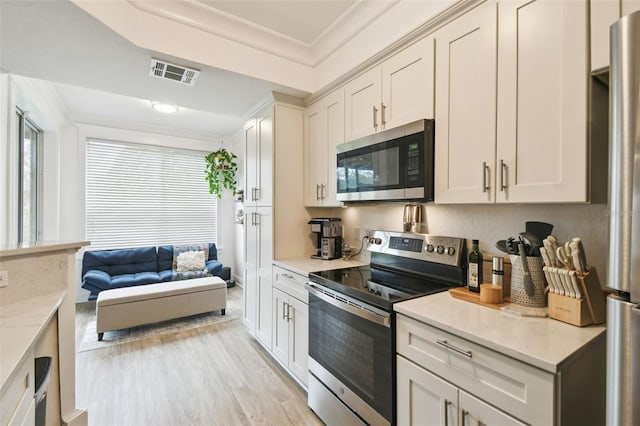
xmin=86 ymin=138 xmax=216 ymax=250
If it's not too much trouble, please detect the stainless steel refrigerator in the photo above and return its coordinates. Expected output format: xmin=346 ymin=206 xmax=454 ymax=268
xmin=607 ymin=10 xmax=640 ymax=426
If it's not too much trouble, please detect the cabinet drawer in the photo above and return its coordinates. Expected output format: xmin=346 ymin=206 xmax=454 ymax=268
xmin=1 ymin=351 xmax=35 ymax=426
xmin=397 ymin=315 xmax=554 ymax=425
xmin=273 ymin=266 xmax=308 ymax=303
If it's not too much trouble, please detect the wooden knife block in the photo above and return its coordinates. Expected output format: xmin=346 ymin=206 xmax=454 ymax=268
xmin=548 ymin=267 xmax=606 ymax=326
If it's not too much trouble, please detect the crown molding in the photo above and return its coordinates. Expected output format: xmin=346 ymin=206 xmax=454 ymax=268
xmin=127 ymin=0 xmax=398 ymax=68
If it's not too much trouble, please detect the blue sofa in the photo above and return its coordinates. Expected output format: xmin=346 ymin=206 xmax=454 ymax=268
xmin=81 ymin=243 xmax=226 ymax=301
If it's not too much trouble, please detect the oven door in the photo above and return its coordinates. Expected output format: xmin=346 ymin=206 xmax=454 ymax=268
xmin=306 ymin=283 xmax=393 ymax=426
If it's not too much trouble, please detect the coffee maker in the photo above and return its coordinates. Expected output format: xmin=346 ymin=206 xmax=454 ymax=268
xmin=309 ymin=218 xmax=342 ymax=260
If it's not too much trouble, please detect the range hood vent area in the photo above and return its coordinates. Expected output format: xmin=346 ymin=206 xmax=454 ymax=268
xmin=149 ymin=58 xmax=200 ymax=86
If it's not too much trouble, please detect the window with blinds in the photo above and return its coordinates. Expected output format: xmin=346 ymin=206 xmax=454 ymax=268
xmin=86 ymin=138 xmax=216 ymax=250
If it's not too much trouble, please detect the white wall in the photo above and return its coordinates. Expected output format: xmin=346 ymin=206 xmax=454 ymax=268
xmin=339 ymin=202 xmax=611 ymax=287
xmin=0 ymin=74 xmax=70 ymax=246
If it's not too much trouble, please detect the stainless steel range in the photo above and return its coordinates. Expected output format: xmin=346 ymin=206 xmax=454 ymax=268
xmin=306 ymin=230 xmax=466 ymax=426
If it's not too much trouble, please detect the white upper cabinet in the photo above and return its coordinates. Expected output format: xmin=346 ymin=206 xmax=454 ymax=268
xmin=344 ymin=37 xmax=434 ymax=142
xmin=304 ymin=88 xmax=344 ymax=207
xmin=381 ymin=36 xmax=435 ymax=131
xmin=245 ymin=106 xmax=273 ymax=207
xmin=591 ymin=0 xmax=620 ymax=71
xmin=434 ymin=1 xmax=497 ymax=204
xmin=435 ymin=0 xmax=589 ymax=204
xmin=344 ymin=67 xmax=381 ymax=141
xmin=592 ymin=0 xmax=640 ymax=71
xmin=623 ymin=0 xmax=640 ymax=16
xmin=496 ymin=0 xmax=588 ymax=203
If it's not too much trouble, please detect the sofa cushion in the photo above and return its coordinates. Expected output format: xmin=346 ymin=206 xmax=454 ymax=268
xmin=82 ymin=246 xmax=158 ymax=277
xmin=158 ymin=243 xmax=218 ymax=271
xmin=82 ymin=269 xmax=112 ymax=294
xmin=158 ymin=269 xmax=174 ymax=282
xmin=206 ymin=260 xmax=223 ymax=276
xmin=110 ymin=271 xmax=162 ymax=289
xmin=176 ymin=250 xmax=206 ymax=272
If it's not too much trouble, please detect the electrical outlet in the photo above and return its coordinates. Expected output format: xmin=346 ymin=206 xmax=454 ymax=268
xmin=0 ymin=270 xmax=8 ymax=288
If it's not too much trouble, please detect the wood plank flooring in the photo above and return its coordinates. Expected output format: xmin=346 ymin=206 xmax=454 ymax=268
xmin=75 ymin=286 xmax=323 ymax=426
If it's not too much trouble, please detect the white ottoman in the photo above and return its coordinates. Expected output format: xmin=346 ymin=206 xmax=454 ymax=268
xmin=96 ymin=276 xmax=227 ymax=341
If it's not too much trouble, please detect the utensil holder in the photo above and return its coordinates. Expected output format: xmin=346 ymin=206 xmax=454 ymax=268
xmin=548 ymin=267 xmax=606 ymax=326
xmin=509 ymin=255 xmax=546 ymax=307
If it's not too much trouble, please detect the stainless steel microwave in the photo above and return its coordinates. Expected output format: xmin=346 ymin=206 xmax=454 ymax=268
xmin=336 ymin=119 xmax=434 ymax=202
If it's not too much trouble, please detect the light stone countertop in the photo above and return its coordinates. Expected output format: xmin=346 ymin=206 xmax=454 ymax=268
xmin=0 ymin=290 xmax=66 ymax=394
xmin=0 ymin=240 xmax=89 ymax=258
xmin=273 ymin=257 xmax=368 ymax=277
xmin=394 ymin=291 xmax=606 ymax=373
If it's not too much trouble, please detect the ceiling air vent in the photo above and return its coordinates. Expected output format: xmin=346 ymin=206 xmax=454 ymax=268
xmin=149 ymin=59 xmax=200 ymax=86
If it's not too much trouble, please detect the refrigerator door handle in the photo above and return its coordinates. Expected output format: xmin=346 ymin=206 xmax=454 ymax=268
xmin=606 ymin=295 xmax=640 ymax=426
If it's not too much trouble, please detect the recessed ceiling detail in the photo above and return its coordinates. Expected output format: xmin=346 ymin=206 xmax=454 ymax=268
xmin=149 ymin=59 xmax=200 ymax=86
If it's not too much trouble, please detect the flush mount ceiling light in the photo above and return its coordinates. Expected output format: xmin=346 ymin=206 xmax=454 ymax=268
xmin=151 ymin=102 xmax=179 ymax=113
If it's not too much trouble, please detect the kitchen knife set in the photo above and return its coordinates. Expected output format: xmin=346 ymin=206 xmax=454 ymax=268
xmin=540 ymin=236 xmax=590 ymax=299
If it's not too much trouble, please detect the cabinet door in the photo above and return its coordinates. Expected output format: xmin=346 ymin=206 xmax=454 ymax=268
xmin=382 ymin=36 xmax=435 ymax=130
xmin=272 ymin=288 xmax=289 ymax=366
xmin=288 ymin=296 xmax=308 ymax=386
xmin=496 ymin=0 xmax=588 ymax=203
xmin=397 ymin=356 xmax=458 ymax=426
xmin=623 ymin=0 xmax=640 ymax=15
xmin=434 ymin=1 xmax=497 ymax=204
xmin=322 ymin=88 xmax=345 ymax=207
xmin=255 ymin=207 xmax=273 ymax=348
xmin=244 ymin=118 xmax=258 ymax=207
xmin=256 ymin=108 xmax=273 ymax=206
xmin=460 ymin=390 xmax=526 ymax=426
xmin=591 ymin=0 xmax=620 ymax=71
xmin=304 ymin=100 xmax=325 ymax=207
xmin=345 ymin=67 xmax=382 ymax=142
xmin=243 ymin=209 xmax=257 ymax=333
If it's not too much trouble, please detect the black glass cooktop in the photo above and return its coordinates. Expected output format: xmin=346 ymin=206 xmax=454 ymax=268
xmin=309 ymin=265 xmax=453 ymax=311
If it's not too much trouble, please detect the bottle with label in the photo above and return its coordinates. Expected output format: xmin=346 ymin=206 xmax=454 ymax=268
xmin=468 ymin=239 xmax=483 ymax=293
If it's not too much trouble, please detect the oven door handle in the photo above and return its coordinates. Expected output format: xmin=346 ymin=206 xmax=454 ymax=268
xmin=306 ymin=283 xmax=391 ymax=328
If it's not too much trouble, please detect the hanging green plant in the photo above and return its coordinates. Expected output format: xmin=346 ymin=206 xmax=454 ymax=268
xmin=205 ymin=147 xmax=238 ymax=198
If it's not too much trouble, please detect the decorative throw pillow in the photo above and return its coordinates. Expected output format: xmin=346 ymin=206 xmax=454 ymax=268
xmin=172 ymin=244 xmax=209 ymax=270
xmin=176 ymin=250 xmax=206 ymax=272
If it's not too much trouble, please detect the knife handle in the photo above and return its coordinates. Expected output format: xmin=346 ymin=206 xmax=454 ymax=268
xmin=569 ymin=242 xmax=584 ymax=275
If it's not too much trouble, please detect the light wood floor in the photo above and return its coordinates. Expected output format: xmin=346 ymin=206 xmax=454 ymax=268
xmin=75 ymin=286 xmax=323 ymax=426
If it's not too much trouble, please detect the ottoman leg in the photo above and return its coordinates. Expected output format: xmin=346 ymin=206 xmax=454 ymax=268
xmin=221 ymin=308 xmax=226 ymax=316
xmin=98 ymin=332 xmax=104 ymax=341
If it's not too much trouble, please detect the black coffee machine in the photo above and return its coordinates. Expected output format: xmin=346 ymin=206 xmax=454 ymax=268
xmin=309 ymin=218 xmax=342 ymax=260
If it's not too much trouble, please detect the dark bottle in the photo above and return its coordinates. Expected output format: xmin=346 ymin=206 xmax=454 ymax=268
xmin=468 ymin=239 xmax=483 ymax=293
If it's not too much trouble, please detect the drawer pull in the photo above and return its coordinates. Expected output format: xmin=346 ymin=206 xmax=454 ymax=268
xmin=437 ymin=339 xmax=472 ymax=358
xmin=283 ymin=273 xmax=294 ymax=279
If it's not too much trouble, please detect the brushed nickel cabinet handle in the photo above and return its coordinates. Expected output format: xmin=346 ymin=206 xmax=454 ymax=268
xmin=461 ymin=409 xmax=468 ymax=426
xmin=316 ymin=184 xmax=320 ymax=200
xmin=373 ymin=105 xmax=378 ymax=129
xmin=482 ymin=162 xmax=490 ymax=193
xmin=282 ymin=301 xmax=287 ymax=320
xmin=381 ymin=102 xmax=386 ymax=126
xmin=437 ymin=339 xmax=473 ymax=358
xmin=287 ymin=304 xmax=293 ymax=322
xmin=320 ymin=184 xmax=326 ymax=200
xmin=500 ymin=159 xmax=507 ymax=191
xmin=444 ymin=399 xmax=451 ymax=426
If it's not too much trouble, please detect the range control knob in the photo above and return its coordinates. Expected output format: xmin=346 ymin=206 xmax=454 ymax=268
xmin=426 ymin=244 xmax=435 ymax=253
xmin=436 ymin=245 xmax=445 ymax=254
xmin=447 ymin=247 xmax=456 ymax=256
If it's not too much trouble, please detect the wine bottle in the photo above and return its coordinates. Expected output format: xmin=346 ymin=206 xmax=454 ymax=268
xmin=468 ymin=239 xmax=483 ymax=293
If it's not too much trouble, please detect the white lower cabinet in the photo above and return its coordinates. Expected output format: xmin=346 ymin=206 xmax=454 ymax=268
xmin=1 ymin=349 xmax=35 ymax=426
xmin=396 ymin=314 xmax=605 ymax=426
xmin=272 ymin=266 xmax=309 ymax=386
xmin=397 ymin=356 xmax=524 ymax=426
